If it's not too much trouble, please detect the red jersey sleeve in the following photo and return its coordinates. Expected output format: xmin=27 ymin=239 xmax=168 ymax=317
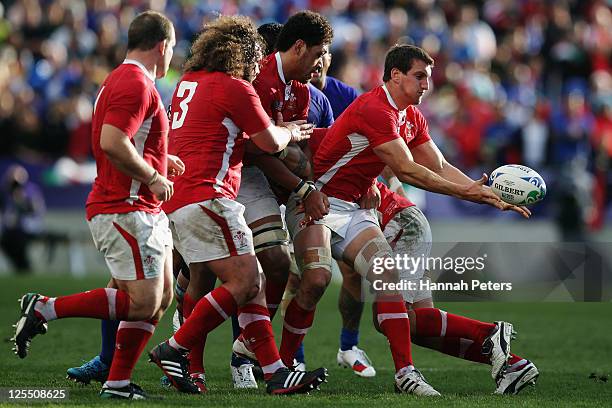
xmin=361 ymin=104 xmax=401 ymax=148
xmin=407 ymin=107 xmax=431 ymax=149
xmin=296 ymin=85 xmax=310 ymax=121
xmin=229 ymin=79 xmax=272 ymax=136
xmin=103 ymin=79 xmax=152 ymax=138
xmin=309 ymin=127 xmax=328 ymax=155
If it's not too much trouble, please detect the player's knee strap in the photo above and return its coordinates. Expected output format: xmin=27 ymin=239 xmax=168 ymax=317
xmin=353 ymin=236 xmax=392 ymax=277
xmin=252 ymin=221 xmax=289 ymax=253
xmin=296 ymin=246 xmax=332 ymax=273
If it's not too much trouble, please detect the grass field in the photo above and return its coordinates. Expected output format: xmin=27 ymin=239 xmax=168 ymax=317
xmin=1 ymin=275 xmax=611 ymax=407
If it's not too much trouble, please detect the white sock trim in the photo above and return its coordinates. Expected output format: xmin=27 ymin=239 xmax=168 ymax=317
xmin=377 ymin=312 xmax=409 ymax=325
xmin=283 ymin=321 xmax=310 ymax=335
xmin=118 ymin=320 xmax=156 ymax=333
xmin=105 ymin=288 xmax=117 ymax=320
xmin=439 ymin=309 xmax=447 ymax=337
xmin=238 ymin=312 xmax=270 ymax=329
xmin=168 ymin=337 xmax=188 ymax=351
xmin=262 ymin=359 xmax=285 ymax=375
xmin=34 ymin=297 xmax=57 ymax=321
xmin=104 ymin=379 xmax=130 ymax=389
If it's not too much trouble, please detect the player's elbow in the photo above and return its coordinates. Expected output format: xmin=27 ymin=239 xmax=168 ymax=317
xmin=99 ymin=129 xmax=123 ymax=158
xmin=263 ymin=139 xmax=283 ymax=154
xmin=99 ymin=136 xmax=119 ymax=158
xmin=430 ymin=159 xmax=446 ymax=174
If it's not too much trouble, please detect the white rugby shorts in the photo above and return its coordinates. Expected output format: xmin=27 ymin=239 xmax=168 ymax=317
xmin=383 ymin=206 xmax=433 ymax=303
xmin=167 ymin=198 xmax=254 ymax=264
xmin=88 ymin=210 xmax=171 ymax=281
xmin=236 ymin=165 xmax=283 ymax=224
xmin=285 ymin=194 xmax=380 ymax=260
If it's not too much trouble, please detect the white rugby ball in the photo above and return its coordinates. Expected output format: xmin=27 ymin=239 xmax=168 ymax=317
xmin=488 ymin=164 xmax=546 ymax=206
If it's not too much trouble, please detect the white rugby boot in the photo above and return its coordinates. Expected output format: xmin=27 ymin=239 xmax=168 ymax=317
xmin=337 ymin=346 xmax=376 ymax=377
xmin=494 ymin=359 xmax=539 ymax=395
xmin=483 ymin=321 xmax=515 ymax=379
xmin=394 ymin=367 xmax=441 ymax=396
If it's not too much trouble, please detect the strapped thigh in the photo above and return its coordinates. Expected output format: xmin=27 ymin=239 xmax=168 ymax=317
xmin=251 ymin=220 xmax=289 ymax=253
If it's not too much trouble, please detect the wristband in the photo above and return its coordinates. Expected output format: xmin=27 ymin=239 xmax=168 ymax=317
xmin=146 ymin=170 xmax=159 ymax=186
xmin=294 ymin=179 xmax=315 ymax=200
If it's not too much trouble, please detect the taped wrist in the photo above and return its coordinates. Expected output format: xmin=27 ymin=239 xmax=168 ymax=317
xmin=294 ymin=179 xmax=316 ymax=201
xmin=146 ymin=170 xmax=159 ymax=186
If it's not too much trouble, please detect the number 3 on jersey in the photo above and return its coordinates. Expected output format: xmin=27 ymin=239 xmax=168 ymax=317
xmin=171 ymin=81 xmax=198 ymax=130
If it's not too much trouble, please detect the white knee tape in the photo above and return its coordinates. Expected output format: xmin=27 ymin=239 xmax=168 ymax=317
xmin=296 ymin=246 xmax=332 ymax=273
xmin=353 ymin=236 xmax=392 ymax=277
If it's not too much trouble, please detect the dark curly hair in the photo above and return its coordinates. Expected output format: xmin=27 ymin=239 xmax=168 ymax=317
xmin=258 ymin=22 xmax=283 ymax=55
xmin=184 ymin=15 xmax=264 ymax=81
xmin=276 ymin=11 xmax=333 ymax=52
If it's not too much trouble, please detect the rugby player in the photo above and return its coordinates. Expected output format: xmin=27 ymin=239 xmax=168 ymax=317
xmin=282 ymin=44 xmax=530 ymax=396
xmin=145 ymin=15 xmax=327 ymax=396
xmin=13 ymin=11 xmax=179 ymax=400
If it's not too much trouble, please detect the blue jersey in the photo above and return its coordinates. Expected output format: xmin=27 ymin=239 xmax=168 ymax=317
xmin=308 ymin=83 xmax=334 ymax=128
xmin=321 ymin=76 xmax=359 ymax=119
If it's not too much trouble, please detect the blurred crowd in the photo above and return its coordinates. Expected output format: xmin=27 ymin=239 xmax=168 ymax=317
xmin=0 ymin=0 xmax=611 ymax=230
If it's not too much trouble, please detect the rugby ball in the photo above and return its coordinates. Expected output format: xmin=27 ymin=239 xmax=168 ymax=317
xmin=488 ymin=164 xmax=546 ymax=206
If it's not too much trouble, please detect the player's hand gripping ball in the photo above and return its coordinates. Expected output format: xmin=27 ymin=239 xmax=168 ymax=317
xmin=489 ymin=164 xmax=546 ymax=206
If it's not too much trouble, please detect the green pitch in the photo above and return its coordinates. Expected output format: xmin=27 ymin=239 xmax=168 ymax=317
xmin=1 ymin=275 xmax=610 ymax=407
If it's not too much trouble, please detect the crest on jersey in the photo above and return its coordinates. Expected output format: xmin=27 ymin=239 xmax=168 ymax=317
xmin=233 ymin=230 xmax=247 ymax=249
xmin=405 ymin=122 xmax=414 ymax=140
xmin=398 ymin=111 xmax=407 ymax=134
xmin=286 ymin=92 xmax=297 ymax=113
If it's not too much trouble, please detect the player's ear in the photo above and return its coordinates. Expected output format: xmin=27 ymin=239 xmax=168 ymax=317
xmin=158 ymin=39 xmax=167 ymax=56
xmin=293 ymin=39 xmax=306 ymax=57
xmin=391 ymin=67 xmax=402 ymax=83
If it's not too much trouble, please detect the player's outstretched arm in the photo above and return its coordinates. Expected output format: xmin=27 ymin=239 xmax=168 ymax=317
xmin=373 ymin=138 xmax=500 ymax=205
xmin=99 ymin=124 xmax=173 ymax=201
xmin=411 ymin=141 xmax=531 ymax=218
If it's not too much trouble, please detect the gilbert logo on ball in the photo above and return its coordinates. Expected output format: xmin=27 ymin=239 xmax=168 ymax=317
xmin=488 ymin=164 xmax=546 ymax=206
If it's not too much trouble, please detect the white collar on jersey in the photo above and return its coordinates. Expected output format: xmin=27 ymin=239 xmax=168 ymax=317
xmin=382 ymin=84 xmax=399 ymax=110
xmin=123 ymin=59 xmax=155 ymax=82
xmin=275 ymin=52 xmax=287 ymax=84
xmin=382 ymin=84 xmax=407 ymax=124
